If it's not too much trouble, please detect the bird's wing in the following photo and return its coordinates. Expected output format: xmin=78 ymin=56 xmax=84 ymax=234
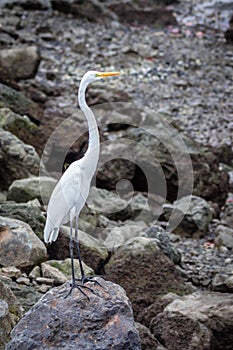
xmin=44 ymin=161 xmax=85 ymax=243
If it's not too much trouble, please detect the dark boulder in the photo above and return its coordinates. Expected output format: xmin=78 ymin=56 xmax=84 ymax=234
xmin=150 ymin=292 xmax=233 ymax=350
xmin=6 ymin=278 xmax=141 ymax=350
xmin=105 ymin=237 xmax=192 ymax=319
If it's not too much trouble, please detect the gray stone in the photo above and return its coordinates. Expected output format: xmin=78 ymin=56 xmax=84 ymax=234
xmin=16 ymin=276 xmax=30 ymax=286
xmin=38 ymin=284 xmax=50 ymax=293
xmin=0 ymin=46 xmax=40 ymax=80
xmin=0 ymin=201 xmax=45 ymax=240
xmin=41 ymin=262 xmax=67 ymax=284
xmin=151 ymin=292 xmax=233 ymax=350
xmin=35 ymin=277 xmax=54 ymax=285
xmin=7 ymin=176 xmax=57 ymax=204
xmin=0 ymin=83 xmax=41 ymax=122
xmin=29 ymin=266 xmax=41 ymax=279
xmin=0 ymin=216 xmax=47 ymax=269
xmin=104 ymin=220 xmax=147 ymax=250
xmin=164 ymin=195 xmax=212 ymax=237
xmin=211 ymin=274 xmax=233 ymax=293
xmin=214 ymin=225 xmax=233 ymax=250
xmin=0 ymin=129 xmax=46 ymax=190
xmin=105 ymin=237 xmax=191 ymax=318
xmin=6 ymin=279 xmax=141 ymax=350
xmin=0 ymin=107 xmax=38 ymax=145
xmin=1 ymin=266 xmax=21 ymax=279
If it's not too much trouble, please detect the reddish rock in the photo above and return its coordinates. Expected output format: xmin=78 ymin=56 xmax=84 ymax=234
xmin=6 ymin=278 xmax=141 ymax=350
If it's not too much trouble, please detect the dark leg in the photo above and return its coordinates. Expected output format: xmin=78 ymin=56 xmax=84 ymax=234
xmin=74 ymin=215 xmax=85 ymax=282
xmin=65 ymin=214 xmax=95 ymax=299
xmin=74 ymin=214 xmax=102 ymax=288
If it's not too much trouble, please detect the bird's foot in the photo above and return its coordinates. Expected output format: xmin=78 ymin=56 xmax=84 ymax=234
xmin=75 ymin=274 xmax=103 ymax=288
xmin=65 ymin=280 xmax=95 ymax=300
xmin=65 ymin=275 xmax=103 ymax=299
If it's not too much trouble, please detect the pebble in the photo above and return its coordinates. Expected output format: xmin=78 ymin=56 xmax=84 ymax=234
xmin=16 ymin=276 xmax=31 ymax=286
xmin=38 ymin=284 xmax=51 ymax=293
xmin=174 ymin=237 xmax=233 ymax=288
xmin=36 ymin=277 xmax=54 ymax=285
xmin=29 ymin=266 xmax=41 ymax=279
xmin=1 ymin=266 xmax=21 ymax=278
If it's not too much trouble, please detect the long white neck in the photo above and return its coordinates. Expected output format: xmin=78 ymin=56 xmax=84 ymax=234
xmin=78 ymin=77 xmax=100 ymax=174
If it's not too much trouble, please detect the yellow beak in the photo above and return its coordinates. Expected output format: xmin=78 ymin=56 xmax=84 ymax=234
xmin=96 ymin=71 xmax=120 ymax=77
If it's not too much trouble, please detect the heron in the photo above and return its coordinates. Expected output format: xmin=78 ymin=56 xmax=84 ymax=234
xmin=44 ymin=70 xmax=120 ymax=297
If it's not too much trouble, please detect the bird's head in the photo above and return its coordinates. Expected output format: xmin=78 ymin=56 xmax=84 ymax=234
xmin=82 ymin=70 xmax=120 ymax=84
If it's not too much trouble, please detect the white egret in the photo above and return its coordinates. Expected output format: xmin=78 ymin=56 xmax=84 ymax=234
xmin=44 ymin=70 xmax=120 ymax=297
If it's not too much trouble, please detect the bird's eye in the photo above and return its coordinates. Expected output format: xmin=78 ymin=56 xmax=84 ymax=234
xmin=63 ymin=162 xmax=70 ymax=170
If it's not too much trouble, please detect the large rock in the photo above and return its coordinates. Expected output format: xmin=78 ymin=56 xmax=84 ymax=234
xmin=105 ymin=237 xmax=191 ymax=318
xmin=151 ymin=292 xmax=233 ymax=350
xmin=47 ymin=226 xmax=109 ymax=273
xmin=163 ymin=195 xmax=213 ymax=237
xmin=0 ymin=83 xmax=41 ymax=123
xmin=0 ymin=280 xmax=23 ymax=349
xmin=7 ymin=176 xmax=56 ymax=204
xmin=6 ymin=278 xmax=141 ymax=350
xmin=0 ymin=201 xmax=45 ymax=240
xmin=0 ymin=216 xmax=47 ymax=269
xmin=0 ymin=129 xmax=46 ymax=190
xmin=0 ymin=46 xmax=40 ymax=80
xmin=0 ymin=108 xmax=38 ymax=146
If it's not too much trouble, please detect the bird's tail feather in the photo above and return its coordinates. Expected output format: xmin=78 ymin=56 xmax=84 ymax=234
xmin=44 ymin=223 xmax=59 ymax=244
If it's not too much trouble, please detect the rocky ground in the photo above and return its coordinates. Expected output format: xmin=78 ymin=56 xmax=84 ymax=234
xmin=0 ymin=0 xmax=233 ymax=349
